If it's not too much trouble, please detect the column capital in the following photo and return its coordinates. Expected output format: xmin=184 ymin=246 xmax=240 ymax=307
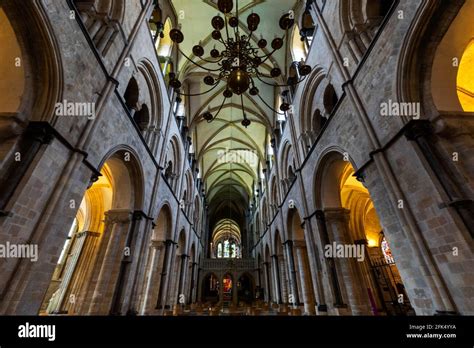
xmin=323 ymin=208 xmax=350 ymax=222
xmin=164 ymin=239 xmax=177 ymax=246
xmin=76 ymin=230 xmax=101 ymax=238
xmin=293 ymin=240 xmax=307 ymax=249
xmin=104 ymin=209 xmax=133 ymax=224
xmin=150 ymin=240 xmax=164 ymax=249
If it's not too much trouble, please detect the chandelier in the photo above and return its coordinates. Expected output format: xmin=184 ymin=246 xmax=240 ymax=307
xmin=167 ymin=0 xmax=312 ymax=127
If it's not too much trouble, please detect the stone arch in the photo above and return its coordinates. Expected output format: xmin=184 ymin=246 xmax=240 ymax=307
xmin=298 ymin=67 xmax=335 ymax=152
xmin=286 ymin=207 xmax=316 ymax=314
xmin=398 ymin=0 xmax=468 ymax=113
xmin=73 ymin=0 xmax=125 ymax=56
xmin=0 ymin=1 xmax=63 ymax=210
xmin=98 ymin=147 xmax=144 ymax=210
xmin=153 ymin=203 xmax=173 ymax=241
xmin=201 ymin=271 xmax=219 ymax=304
xmin=137 ymin=59 xmax=164 ymax=131
xmin=182 ymin=169 xmax=193 ymax=215
xmin=279 ymin=141 xmax=296 ymax=191
xmin=270 ymin=176 xmax=279 ymax=216
xmin=339 ymin=0 xmax=395 ymax=62
xmin=41 ymin=148 xmax=145 ymax=315
xmin=164 ymin=135 xmax=182 ymax=191
xmin=314 ymin=150 xmax=414 ymax=315
xmin=396 ymin=0 xmax=474 ymax=239
xmin=237 ymin=272 xmax=255 ymax=305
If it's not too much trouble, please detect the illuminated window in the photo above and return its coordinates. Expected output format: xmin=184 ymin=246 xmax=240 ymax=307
xmin=223 ymin=276 xmax=232 ymax=293
xmin=291 ymin=24 xmax=307 ymax=62
xmin=381 ymin=237 xmax=395 ymax=264
xmin=457 ymin=39 xmax=474 ymax=111
xmin=223 ymin=240 xmax=230 ymax=258
xmin=217 ymin=242 xmax=222 ymax=258
xmin=57 ymin=218 xmax=78 ymax=265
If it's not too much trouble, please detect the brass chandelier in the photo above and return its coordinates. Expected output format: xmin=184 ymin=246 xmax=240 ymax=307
xmin=168 ymin=0 xmax=312 ymax=127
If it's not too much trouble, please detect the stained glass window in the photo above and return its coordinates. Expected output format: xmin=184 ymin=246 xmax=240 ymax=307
xmin=381 ymin=237 xmax=395 ymax=264
xmin=223 ymin=240 xmax=230 ymax=258
xmin=217 ymin=242 xmax=222 ymax=258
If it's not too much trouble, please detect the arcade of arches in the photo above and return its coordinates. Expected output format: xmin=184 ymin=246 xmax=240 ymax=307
xmin=0 ymin=0 xmax=473 ymax=317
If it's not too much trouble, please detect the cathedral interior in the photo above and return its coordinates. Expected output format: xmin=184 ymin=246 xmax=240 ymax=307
xmin=0 ymin=0 xmax=473 ymax=318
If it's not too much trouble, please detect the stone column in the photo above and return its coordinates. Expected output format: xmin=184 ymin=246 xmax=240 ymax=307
xmin=232 ymin=273 xmax=238 ymax=306
xmin=279 ymin=253 xmax=289 ymax=303
xmin=88 ymin=210 xmax=132 ymax=315
xmin=177 ymin=254 xmax=189 ymax=304
xmin=113 ymin=211 xmax=148 ymax=315
xmin=140 ymin=240 xmax=163 ymax=314
xmin=263 ymin=261 xmax=272 ymax=302
xmin=284 ymin=240 xmax=299 ymax=308
xmin=271 ymin=255 xmax=282 ymax=304
xmin=157 ymin=239 xmax=176 ymax=313
xmin=294 ymin=240 xmax=316 ymax=315
xmin=188 ymin=261 xmax=197 ymax=304
xmin=50 ymin=231 xmax=100 ymax=314
xmin=324 ymin=208 xmax=371 ymax=315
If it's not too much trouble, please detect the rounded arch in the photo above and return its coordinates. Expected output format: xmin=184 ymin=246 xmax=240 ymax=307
xmin=273 ymin=229 xmax=284 ymax=255
xmin=137 ymin=59 xmax=164 ymax=129
xmin=299 ymin=67 xmax=334 ymax=145
xmin=313 ymin=148 xmax=359 ymax=210
xmin=98 ymin=146 xmax=145 ymax=210
xmin=0 ymin=1 xmax=63 ymax=122
xmin=397 ymin=0 xmax=470 ymax=114
xmin=287 ymin=207 xmax=305 ymax=241
xmin=153 ymin=203 xmax=173 ymax=241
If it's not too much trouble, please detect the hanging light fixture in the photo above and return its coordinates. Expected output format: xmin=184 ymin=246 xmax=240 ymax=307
xmin=168 ymin=0 xmax=312 ymax=128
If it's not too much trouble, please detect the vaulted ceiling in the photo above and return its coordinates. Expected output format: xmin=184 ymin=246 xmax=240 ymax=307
xmin=171 ymin=0 xmax=298 ymax=230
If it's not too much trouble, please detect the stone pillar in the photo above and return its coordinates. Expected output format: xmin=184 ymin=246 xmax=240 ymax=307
xmin=195 ymin=267 xmax=202 ymax=304
xmin=177 ymin=254 xmax=189 ymax=304
xmin=112 ymin=211 xmax=148 ymax=315
xmin=279 ymin=253 xmax=289 ymax=303
xmin=263 ymin=261 xmax=272 ymax=302
xmin=294 ymin=240 xmax=316 ymax=315
xmin=157 ymin=239 xmax=176 ymax=313
xmin=188 ymin=261 xmax=197 ymax=304
xmin=284 ymin=240 xmax=299 ymax=308
xmin=140 ymin=240 xmax=163 ymax=314
xmin=271 ymin=255 xmax=282 ymax=304
xmin=88 ymin=210 xmax=132 ymax=315
xmin=49 ymin=231 xmax=100 ymax=314
xmin=324 ymin=208 xmax=371 ymax=315
xmin=232 ymin=274 xmax=238 ymax=306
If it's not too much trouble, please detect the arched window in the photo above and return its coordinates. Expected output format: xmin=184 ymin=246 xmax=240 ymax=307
xmin=134 ymin=104 xmax=150 ymax=131
xmin=300 ymin=10 xmax=315 ymax=48
xmin=124 ymin=77 xmax=139 ymax=113
xmin=149 ymin=5 xmax=164 ymax=44
xmin=323 ymin=84 xmax=338 ymax=115
xmin=291 ymin=24 xmax=307 ymax=62
xmin=381 ymin=237 xmax=395 ymax=264
xmin=217 ymin=242 xmax=223 ymax=258
xmin=457 ymin=39 xmax=474 ymax=111
xmin=156 ymin=18 xmax=174 ymax=74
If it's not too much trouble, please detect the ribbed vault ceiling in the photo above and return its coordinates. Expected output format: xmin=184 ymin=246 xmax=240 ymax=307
xmin=171 ymin=0 xmax=297 ymax=229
